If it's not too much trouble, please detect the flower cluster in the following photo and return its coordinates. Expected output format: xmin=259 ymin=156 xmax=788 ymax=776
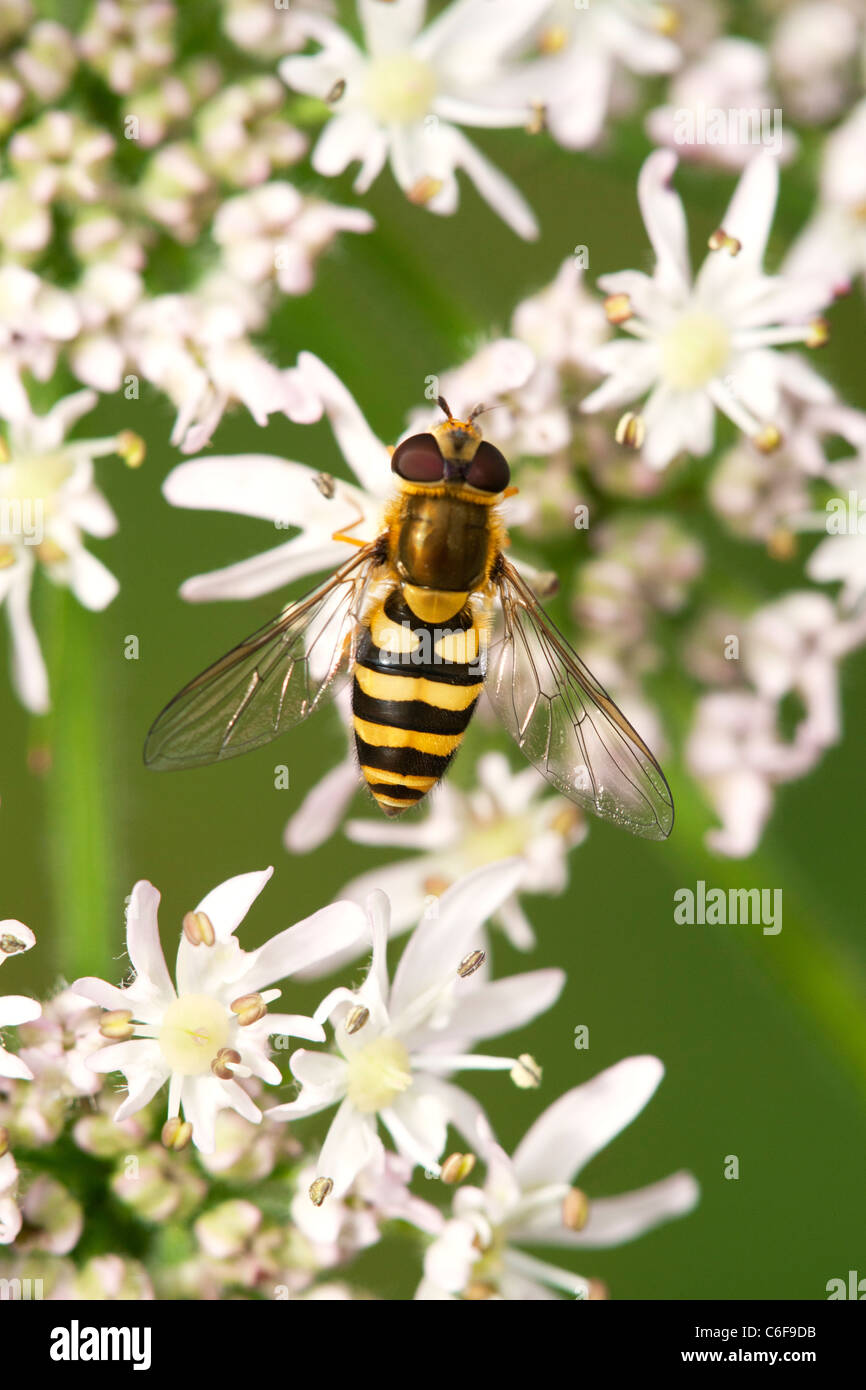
xmin=0 ymin=865 xmax=696 ymax=1298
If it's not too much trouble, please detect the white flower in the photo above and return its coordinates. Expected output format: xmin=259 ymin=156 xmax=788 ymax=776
xmin=212 ymin=181 xmax=374 ymax=298
xmin=336 ymin=752 xmax=587 ymax=952
xmin=581 ymin=150 xmax=836 ymax=469
xmin=0 ymin=265 xmax=80 ymax=423
xmin=0 ymin=388 xmax=130 ymax=713
xmin=162 ymin=351 xmax=391 ymax=601
xmin=490 ymin=0 xmax=681 ymax=152
xmin=418 ymin=1056 xmax=698 ymax=1300
xmin=269 ymin=860 xmax=564 ymax=1195
xmin=278 ymin=0 xmax=541 ymax=239
xmin=124 ymin=277 xmax=321 ymax=454
xmin=785 ymin=98 xmax=866 ymax=291
xmin=0 ymin=919 xmax=41 ymax=1083
xmin=743 ymin=592 xmax=866 ymax=752
xmin=291 ymin=1150 xmax=441 ymax=1267
xmin=72 ymin=868 xmax=368 ymax=1152
xmin=646 ymin=39 xmax=797 ymax=169
xmin=770 ymin=1 xmax=862 ymax=126
xmin=686 ymin=691 xmax=820 ymax=858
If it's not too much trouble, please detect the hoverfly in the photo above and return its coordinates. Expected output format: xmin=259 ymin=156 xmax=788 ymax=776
xmin=145 ymin=401 xmax=674 ymax=839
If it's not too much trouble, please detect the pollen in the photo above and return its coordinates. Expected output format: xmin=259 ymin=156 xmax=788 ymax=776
xmin=660 ymin=311 xmax=731 ymax=390
xmin=363 ymin=53 xmax=437 ymax=125
xmin=346 ymin=1035 xmax=412 ymax=1113
xmin=158 ymin=993 xmax=230 ymax=1075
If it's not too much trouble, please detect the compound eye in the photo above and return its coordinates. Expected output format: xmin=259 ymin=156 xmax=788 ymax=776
xmin=465 ymin=440 xmax=510 ymax=493
xmin=391 ymin=433 xmax=445 ymax=483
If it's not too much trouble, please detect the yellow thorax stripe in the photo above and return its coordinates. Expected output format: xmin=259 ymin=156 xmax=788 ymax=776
xmin=355 ymin=664 xmax=482 ymax=711
xmin=402 ymin=585 xmax=468 ymax=623
xmin=353 ymin=717 xmax=462 ymax=755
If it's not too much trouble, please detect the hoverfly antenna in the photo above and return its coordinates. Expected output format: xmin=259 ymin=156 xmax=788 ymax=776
xmin=437 ymin=395 xmax=453 ymax=420
xmin=468 ymin=402 xmax=486 ymax=422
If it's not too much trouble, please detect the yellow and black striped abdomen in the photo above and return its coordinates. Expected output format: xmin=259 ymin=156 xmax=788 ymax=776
xmin=352 ymin=586 xmax=484 ymax=816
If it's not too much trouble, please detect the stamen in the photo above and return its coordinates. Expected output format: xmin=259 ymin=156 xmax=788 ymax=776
xmin=326 ymin=78 xmax=346 ymax=103
xmin=588 ymin=1278 xmax=609 ymax=1300
xmin=440 ymin=1152 xmax=476 ymax=1184
xmin=313 ymin=472 xmax=336 ymax=499
xmin=806 ymin=317 xmax=829 ymax=348
xmin=652 ymin=4 xmax=680 ymax=36
xmin=707 ymin=228 xmax=741 ymax=256
xmin=464 ymin=1281 xmax=497 ymax=1299
xmin=182 ymin=910 xmax=215 ymax=947
xmin=116 ymin=430 xmax=145 ymax=467
xmin=161 ymin=1117 xmax=193 ymax=1151
xmin=422 ymin=874 xmax=450 ymax=896
xmin=0 ymin=1126 xmax=9 ymax=1157
xmin=526 ymin=102 xmax=546 ymax=135
xmin=230 ymin=992 xmax=267 ymax=1026
xmin=309 ymin=1176 xmax=333 ymax=1207
xmin=562 ymin=1187 xmax=590 ymax=1232
xmin=100 ymin=1008 xmax=134 ymax=1041
xmin=538 ymin=25 xmax=568 ymax=54
xmin=0 ymin=546 xmax=15 ymax=569
xmin=0 ymin=932 xmax=28 ymax=955
xmin=458 ymin=949 xmax=485 ymax=979
xmin=211 ymin=1046 xmax=241 ymax=1080
xmin=767 ymin=529 xmax=796 ymax=561
xmin=36 ymin=539 xmax=67 ymax=565
xmin=407 ymin=176 xmax=443 ymax=206
xmin=604 ymin=293 xmax=632 ymax=325
xmin=344 ymin=1005 xmax=369 ymax=1035
xmin=752 ymin=424 xmax=782 ymax=454
xmin=511 ymin=1054 xmax=542 ymax=1089
xmin=615 ymin=412 xmax=645 ymax=450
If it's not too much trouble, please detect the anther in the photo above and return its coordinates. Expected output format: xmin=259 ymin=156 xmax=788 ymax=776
xmin=309 ymin=1176 xmax=334 ymax=1207
xmin=407 ymin=176 xmax=443 ymax=206
xmin=116 ymin=430 xmax=145 ymax=467
xmin=0 ymin=933 xmax=27 ymax=955
xmin=440 ymin=1152 xmax=476 ymax=1184
xmin=615 ymin=411 xmax=645 ymax=450
xmin=806 ymin=317 xmax=829 ymax=348
xmin=753 ymin=424 xmax=782 ymax=454
xmin=511 ymin=1054 xmax=542 ymax=1089
xmin=0 ymin=1126 xmax=9 ymax=1157
xmin=708 ymin=228 xmax=741 ymax=256
xmin=464 ymin=1280 xmax=497 ymax=1299
xmin=100 ymin=1009 xmax=134 ymax=1041
xmin=604 ymin=293 xmax=632 ymax=325
xmin=344 ymin=1005 xmax=369 ymax=1035
xmin=326 ymin=79 xmax=346 ymax=103
xmin=183 ymin=910 xmax=215 ymax=946
xmin=458 ymin=950 xmax=485 ymax=979
xmin=313 ymin=472 xmax=336 ymax=499
xmin=211 ymin=1047 xmax=241 ymax=1080
xmin=526 ymin=102 xmax=546 ymax=135
xmin=230 ymin=992 xmax=267 ymax=1026
xmin=562 ymin=1187 xmax=590 ymax=1231
xmin=162 ymin=1117 xmax=193 ymax=1151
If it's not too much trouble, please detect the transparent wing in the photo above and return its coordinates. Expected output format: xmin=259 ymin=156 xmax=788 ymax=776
xmin=144 ymin=545 xmax=380 ymax=770
xmin=487 ymin=558 xmax=674 ymax=840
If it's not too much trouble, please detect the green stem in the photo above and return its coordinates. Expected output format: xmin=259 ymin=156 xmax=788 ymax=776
xmin=43 ymin=586 xmax=117 ymax=982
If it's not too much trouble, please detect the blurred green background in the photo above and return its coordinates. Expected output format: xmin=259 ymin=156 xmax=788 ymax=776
xmin=2 ymin=0 xmax=866 ymax=1300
